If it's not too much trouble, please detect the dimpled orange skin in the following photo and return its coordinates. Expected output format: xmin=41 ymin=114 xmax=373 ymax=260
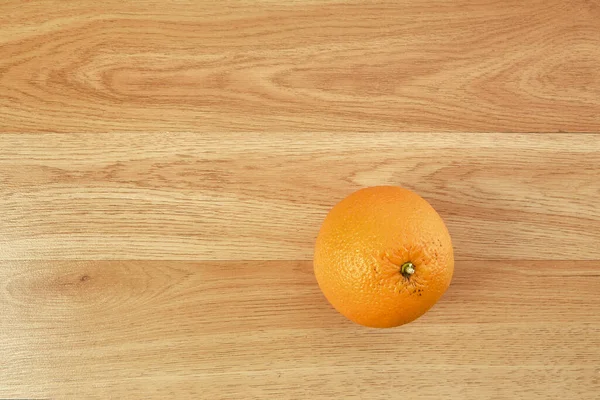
xmin=314 ymin=186 xmax=454 ymax=328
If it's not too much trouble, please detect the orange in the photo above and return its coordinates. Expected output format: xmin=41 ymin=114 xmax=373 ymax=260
xmin=314 ymin=186 xmax=454 ymax=328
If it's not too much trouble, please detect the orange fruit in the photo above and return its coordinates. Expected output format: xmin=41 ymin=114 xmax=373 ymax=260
xmin=314 ymin=186 xmax=454 ymax=328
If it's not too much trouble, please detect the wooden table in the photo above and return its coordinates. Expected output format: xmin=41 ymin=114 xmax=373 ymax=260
xmin=1 ymin=1 xmax=599 ymax=398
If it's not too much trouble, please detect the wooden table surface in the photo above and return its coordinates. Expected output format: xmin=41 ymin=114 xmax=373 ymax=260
xmin=1 ymin=1 xmax=599 ymax=399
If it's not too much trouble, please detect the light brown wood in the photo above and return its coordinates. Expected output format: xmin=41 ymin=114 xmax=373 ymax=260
xmin=1 ymin=260 xmax=598 ymax=399
xmin=2 ymin=1 xmax=600 ymax=398
xmin=2 ymin=0 xmax=600 ymax=133
xmin=1 ymin=132 xmax=599 ymax=261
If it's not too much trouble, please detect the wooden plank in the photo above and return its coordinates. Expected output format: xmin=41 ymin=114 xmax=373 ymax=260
xmin=1 ymin=260 xmax=598 ymax=399
xmin=1 ymin=132 xmax=599 ymax=260
xmin=1 ymin=0 xmax=600 ymax=133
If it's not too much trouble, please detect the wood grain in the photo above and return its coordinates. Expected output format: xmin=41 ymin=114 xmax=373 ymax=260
xmin=1 ymin=132 xmax=599 ymax=261
xmin=2 ymin=1 xmax=600 ymax=398
xmin=2 ymin=0 xmax=600 ymax=133
xmin=1 ymin=260 xmax=598 ymax=399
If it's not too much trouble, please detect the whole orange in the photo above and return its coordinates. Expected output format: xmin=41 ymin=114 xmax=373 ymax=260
xmin=314 ymin=186 xmax=454 ymax=328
